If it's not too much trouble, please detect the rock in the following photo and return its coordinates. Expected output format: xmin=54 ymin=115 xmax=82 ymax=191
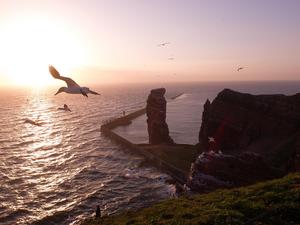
xmin=187 ymin=151 xmax=281 ymax=192
xmin=189 ymin=89 xmax=300 ymax=192
xmin=198 ymin=89 xmax=300 ymax=172
xmin=146 ymin=88 xmax=174 ymax=145
xmin=198 ymin=99 xmax=211 ymax=150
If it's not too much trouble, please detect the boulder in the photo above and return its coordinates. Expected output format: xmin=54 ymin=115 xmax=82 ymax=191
xmin=146 ymin=88 xmax=174 ymax=145
xmin=188 ymin=151 xmax=281 ymax=192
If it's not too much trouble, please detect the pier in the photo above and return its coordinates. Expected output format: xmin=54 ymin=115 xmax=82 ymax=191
xmin=100 ymin=108 xmax=198 ymax=185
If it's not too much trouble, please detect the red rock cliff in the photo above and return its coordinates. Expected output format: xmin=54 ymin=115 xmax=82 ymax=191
xmin=189 ymin=89 xmax=300 ymax=192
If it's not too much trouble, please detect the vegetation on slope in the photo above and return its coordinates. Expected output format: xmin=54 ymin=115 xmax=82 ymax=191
xmin=82 ymin=173 xmax=300 ymax=225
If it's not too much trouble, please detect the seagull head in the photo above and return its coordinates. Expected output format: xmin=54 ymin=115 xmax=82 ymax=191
xmin=55 ymin=87 xmax=67 ymax=95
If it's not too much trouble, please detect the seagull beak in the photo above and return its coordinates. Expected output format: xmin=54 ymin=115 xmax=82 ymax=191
xmin=89 ymin=90 xmax=100 ymax=95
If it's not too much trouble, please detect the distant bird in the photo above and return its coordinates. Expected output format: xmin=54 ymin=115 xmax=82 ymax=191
xmin=237 ymin=67 xmax=245 ymax=72
xmin=208 ymin=137 xmax=215 ymax=143
xmin=49 ymin=65 xmax=100 ymax=97
xmin=157 ymin=42 xmax=170 ymax=47
xmin=168 ymin=57 xmax=175 ymax=60
xmin=58 ymin=104 xmax=71 ymax=112
xmin=24 ymin=118 xmax=41 ymax=126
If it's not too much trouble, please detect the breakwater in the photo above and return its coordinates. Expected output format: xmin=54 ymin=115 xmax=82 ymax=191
xmin=100 ymin=108 xmax=197 ymax=185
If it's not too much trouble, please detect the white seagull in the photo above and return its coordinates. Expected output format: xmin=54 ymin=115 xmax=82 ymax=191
xmin=237 ymin=67 xmax=245 ymax=72
xmin=58 ymin=104 xmax=71 ymax=112
xmin=208 ymin=137 xmax=215 ymax=143
xmin=49 ymin=65 xmax=100 ymax=97
xmin=157 ymin=42 xmax=170 ymax=47
xmin=24 ymin=118 xmax=42 ymax=126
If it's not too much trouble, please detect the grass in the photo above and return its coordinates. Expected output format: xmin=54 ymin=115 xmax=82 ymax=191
xmin=82 ymin=173 xmax=300 ymax=225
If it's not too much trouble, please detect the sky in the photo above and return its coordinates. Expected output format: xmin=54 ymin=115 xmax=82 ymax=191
xmin=0 ymin=0 xmax=300 ymax=86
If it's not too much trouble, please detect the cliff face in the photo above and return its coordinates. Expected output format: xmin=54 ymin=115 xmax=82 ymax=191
xmin=146 ymin=88 xmax=174 ymax=145
xmin=188 ymin=151 xmax=281 ymax=192
xmin=189 ymin=89 xmax=300 ymax=192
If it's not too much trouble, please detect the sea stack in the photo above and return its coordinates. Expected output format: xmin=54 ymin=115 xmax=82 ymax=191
xmin=146 ymin=88 xmax=174 ymax=145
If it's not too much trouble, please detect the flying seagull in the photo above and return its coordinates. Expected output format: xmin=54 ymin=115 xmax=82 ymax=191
xmin=157 ymin=42 xmax=170 ymax=47
xmin=49 ymin=65 xmax=100 ymax=97
xmin=168 ymin=57 xmax=175 ymax=60
xmin=237 ymin=67 xmax=245 ymax=72
xmin=58 ymin=104 xmax=71 ymax=112
xmin=24 ymin=118 xmax=42 ymax=126
xmin=208 ymin=137 xmax=215 ymax=143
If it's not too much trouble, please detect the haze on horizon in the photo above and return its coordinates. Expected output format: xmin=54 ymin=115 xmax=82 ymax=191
xmin=0 ymin=0 xmax=299 ymax=87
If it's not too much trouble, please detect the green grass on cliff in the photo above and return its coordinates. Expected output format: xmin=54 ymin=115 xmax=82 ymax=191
xmin=82 ymin=173 xmax=300 ymax=225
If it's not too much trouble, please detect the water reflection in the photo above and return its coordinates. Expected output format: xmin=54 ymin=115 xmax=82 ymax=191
xmin=1 ymin=85 xmax=174 ymax=225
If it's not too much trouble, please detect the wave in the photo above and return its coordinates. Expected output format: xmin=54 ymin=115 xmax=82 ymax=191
xmin=0 ymin=208 xmax=30 ymax=225
xmin=31 ymin=210 xmax=72 ymax=225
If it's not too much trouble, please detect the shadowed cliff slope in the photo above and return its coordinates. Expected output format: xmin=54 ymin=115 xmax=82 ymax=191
xmin=82 ymin=173 xmax=300 ymax=225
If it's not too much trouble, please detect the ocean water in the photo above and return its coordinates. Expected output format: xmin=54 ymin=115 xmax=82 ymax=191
xmin=114 ymin=81 xmax=300 ymax=145
xmin=0 ymin=81 xmax=299 ymax=225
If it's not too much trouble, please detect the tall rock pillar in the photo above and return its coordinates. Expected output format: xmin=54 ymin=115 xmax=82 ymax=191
xmin=146 ymin=88 xmax=174 ymax=145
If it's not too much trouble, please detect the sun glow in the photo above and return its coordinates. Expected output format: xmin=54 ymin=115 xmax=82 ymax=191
xmin=0 ymin=15 xmax=87 ymax=87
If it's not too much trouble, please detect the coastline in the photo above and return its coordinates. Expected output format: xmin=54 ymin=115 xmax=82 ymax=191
xmin=82 ymin=173 xmax=300 ymax=225
xmin=100 ymin=107 xmax=197 ymax=185
xmin=90 ymin=87 xmax=300 ymax=225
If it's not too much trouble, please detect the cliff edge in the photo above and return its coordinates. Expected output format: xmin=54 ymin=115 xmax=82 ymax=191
xmin=189 ymin=89 xmax=300 ymax=192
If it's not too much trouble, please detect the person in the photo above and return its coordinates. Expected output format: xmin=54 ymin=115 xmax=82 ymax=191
xmin=95 ymin=205 xmax=101 ymax=218
xmin=122 ymin=110 xmax=126 ymax=116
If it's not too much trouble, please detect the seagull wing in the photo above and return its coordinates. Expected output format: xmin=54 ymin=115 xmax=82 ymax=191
xmin=49 ymin=65 xmax=80 ymax=88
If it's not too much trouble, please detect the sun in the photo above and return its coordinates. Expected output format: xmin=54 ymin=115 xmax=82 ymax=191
xmin=0 ymin=15 xmax=87 ymax=87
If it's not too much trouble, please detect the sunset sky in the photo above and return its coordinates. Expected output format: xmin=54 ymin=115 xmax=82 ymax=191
xmin=0 ymin=0 xmax=299 ymax=86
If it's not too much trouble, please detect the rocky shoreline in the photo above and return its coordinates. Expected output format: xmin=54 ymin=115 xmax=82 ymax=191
xmin=102 ymin=88 xmax=300 ymax=194
xmin=91 ymin=87 xmax=300 ymax=224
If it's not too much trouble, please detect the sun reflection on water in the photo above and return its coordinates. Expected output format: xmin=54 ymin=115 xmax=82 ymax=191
xmin=0 ymin=84 xmax=176 ymax=224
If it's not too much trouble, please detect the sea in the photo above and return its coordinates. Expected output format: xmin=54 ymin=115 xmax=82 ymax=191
xmin=0 ymin=81 xmax=299 ymax=225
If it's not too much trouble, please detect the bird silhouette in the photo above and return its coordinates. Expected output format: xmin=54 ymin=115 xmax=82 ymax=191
xmin=208 ymin=137 xmax=215 ymax=143
xmin=157 ymin=42 xmax=170 ymax=47
xmin=237 ymin=67 xmax=245 ymax=72
xmin=49 ymin=65 xmax=100 ymax=97
xmin=58 ymin=104 xmax=71 ymax=112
